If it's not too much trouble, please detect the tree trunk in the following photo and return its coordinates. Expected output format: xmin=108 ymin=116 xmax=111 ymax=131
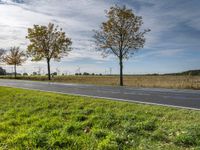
xmin=14 ymin=64 xmax=16 ymax=79
xmin=47 ymin=59 xmax=51 ymax=80
xmin=119 ymin=58 xmax=123 ymax=86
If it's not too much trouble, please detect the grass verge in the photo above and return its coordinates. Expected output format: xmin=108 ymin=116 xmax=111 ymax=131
xmin=0 ymin=86 xmax=200 ymax=149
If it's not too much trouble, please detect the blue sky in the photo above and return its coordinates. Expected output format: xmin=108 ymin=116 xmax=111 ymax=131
xmin=0 ymin=0 xmax=200 ymax=74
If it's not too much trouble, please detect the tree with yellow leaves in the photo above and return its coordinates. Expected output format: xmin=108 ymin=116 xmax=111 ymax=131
xmin=26 ymin=23 xmax=72 ymax=80
xmin=3 ymin=47 xmax=26 ymax=78
xmin=94 ymin=5 xmax=150 ymax=86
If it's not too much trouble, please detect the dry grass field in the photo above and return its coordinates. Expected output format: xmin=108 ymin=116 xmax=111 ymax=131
xmin=1 ymin=75 xmax=200 ymax=89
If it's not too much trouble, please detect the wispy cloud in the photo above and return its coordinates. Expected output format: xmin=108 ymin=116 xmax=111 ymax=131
xmin=0 ymin=0 xmax=200 ymax=74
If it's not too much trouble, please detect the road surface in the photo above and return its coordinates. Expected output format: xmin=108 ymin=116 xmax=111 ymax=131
xmin=0 ymin=79 xmax=200 ymax=110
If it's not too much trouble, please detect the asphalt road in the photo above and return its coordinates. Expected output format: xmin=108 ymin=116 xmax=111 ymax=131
xmin=0 ymin=79 xmax=200 ymax=110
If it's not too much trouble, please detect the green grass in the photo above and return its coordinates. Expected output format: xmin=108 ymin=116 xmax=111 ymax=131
xmin=0 ymin=87 xmax=200 ymax=149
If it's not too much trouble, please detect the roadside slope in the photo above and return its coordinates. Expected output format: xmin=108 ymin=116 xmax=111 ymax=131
xmin=1 ymin=86 xmax=200 ymax=149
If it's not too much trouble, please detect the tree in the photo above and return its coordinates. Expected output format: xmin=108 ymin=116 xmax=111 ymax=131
xmin=3 ymin=47 xmax=26 ymax=78
xmin=32 ymin=72 xmax=37 ymax=76
xmin=93 ymin=5 xmax=150 ymax=86
xmin=0 ymin=67 xmax=6 ymax=75
xmin=52 ymin=72 xmax=57 ymax=76
xmin=26 ymin=23 xmax=72 ymax=80
xmin=0 ymin=49 xmax=5 ymax=62
xmin=83 ymin=72 xmax=90 ymax=75
xmin=23 ymin=73 xmax=28 ymax=76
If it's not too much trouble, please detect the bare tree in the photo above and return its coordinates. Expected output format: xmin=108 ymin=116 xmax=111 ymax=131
xmin=0 ymin=49 xmax=5 ymax=62
xmin=93 ymin=5 xmax=150 ymax=86
xmin=3 ymin=47 xmax=26 ymax=78
xmin=26 ymin=23 xmax=72 ymax=80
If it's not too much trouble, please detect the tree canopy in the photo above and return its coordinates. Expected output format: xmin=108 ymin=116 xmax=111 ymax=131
xmin=94 ymin=5 xmax=150 ymax=59
xmin=26 ymin=23 xmax=72 ymax=62
xmin=0 ymin=49 xmax=5 ymax=62
xmin=3 ymin=47 xmax=26 ymax=66
xmin=3 ymin=47 xmax=26 ymax=78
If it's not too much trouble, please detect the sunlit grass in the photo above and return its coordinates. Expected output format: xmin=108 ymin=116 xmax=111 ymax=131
xmin=0 ymin=86 xmax=200 ymax=149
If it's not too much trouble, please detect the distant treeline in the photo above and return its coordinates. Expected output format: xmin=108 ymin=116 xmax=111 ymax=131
xmin=164 ymin=70 xmax=200 ymax=76
xmin=0 ymin=67 xmax=6 ymax=75
xmin=1 ymin=66 xmax=200 ymax=76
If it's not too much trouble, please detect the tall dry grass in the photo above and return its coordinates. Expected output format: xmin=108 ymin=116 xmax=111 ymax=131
xmin=1 ymin=75 xmax=200 ymax=89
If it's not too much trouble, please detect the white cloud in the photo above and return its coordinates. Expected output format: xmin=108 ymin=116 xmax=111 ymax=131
xmin=0 ymin=0 xmax=199 ymax=74
xmin=0 ymin=0 xmax=113 ymax=73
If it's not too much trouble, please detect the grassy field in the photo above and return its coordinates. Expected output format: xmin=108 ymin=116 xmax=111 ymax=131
xmin=0 ymin=87 xmax=200 ymax=149
xmin=1 ymin=75 xmax=200 ymax=89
